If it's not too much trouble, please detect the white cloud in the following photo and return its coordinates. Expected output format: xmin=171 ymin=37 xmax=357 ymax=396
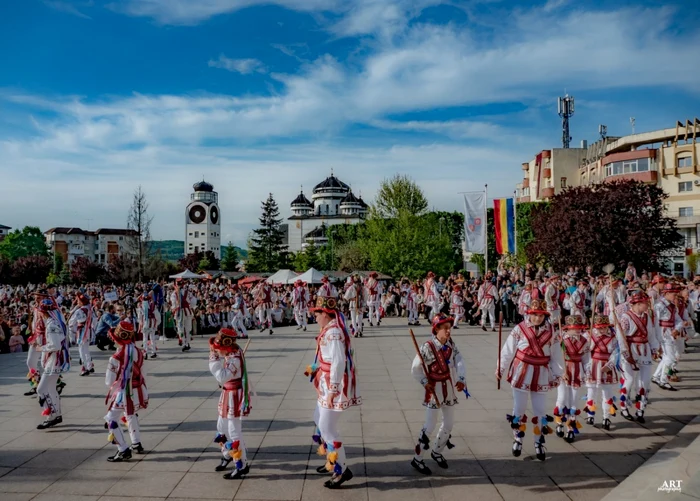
xmin=44 ymin=0 xmax=93 ymax=19
xmin=208 ymin=55 xmax=267 ymax=74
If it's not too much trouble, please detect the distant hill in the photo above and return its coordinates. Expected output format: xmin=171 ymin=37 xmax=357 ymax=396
xmin=150 ymin=240 xmax=248 ymax=261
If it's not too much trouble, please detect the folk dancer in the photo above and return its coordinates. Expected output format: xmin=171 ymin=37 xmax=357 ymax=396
xmin=293 ymin=280 xmax=309 ymax=331
xmin=25 ymin=290 xmax=66 ymax=396
xmin=365 ymin=272 xmax=382 ymax=326
xmin=210 ymin=328 xmax=252 ymax=479
xmin=318 ymin=275 xmax=338 ymax=299
xmin=652 ymin=284 xmax=684 ymax=391
xmin=68 ymin=292 xmax=95 ymax=376
xmin=137 ymin=293 xmax=158 ymax=359
xmin=553 ymin=315 xmax=590 ymax=443
xmin=569 ymin=280 xmax=588 ymax=319
xmin=517 ymin=282 xmax=534 ymax=318
xmin=671 ymin=289 xmax=694 ymax=381
xmin=36 ymin=298 xmax=71 ymax=429
xmin=305 ymin=296 xmax=361 ymax=489
xmin=598 ymin=278 xmax=625 ymax=317
xmin=410 ymin=313 xmax=468 ymax=475
xmin=544 ymin=275 xmax=561 ymax=324
xmin=343 ymin=275 xmax=365 ymax=336
xmin=584 ymin=315 xmax=620 ymax=431
xmin=617 ymin=291 xmax=659 ymax=423
xmin=478 ymin=277 xmax=498 ymax=331
xmin=407 ymin=284 xmax=420 ymax=326
xmin=450 ymin=285 xmax=465 ymax=329
xmin=170 ymin=281 xmax=195 ymax=351
xmin=231 ymin=289 xmax=249 ymax=338
xmin=423 ymin=271 xmax=440 ymax=319
xmin=254 ymin=281 xmax=275 ymax=335
xmin=104 ymin=320 xmax=148 ymax=461
xmin=497 ymin=299 xmax=564 ymax=461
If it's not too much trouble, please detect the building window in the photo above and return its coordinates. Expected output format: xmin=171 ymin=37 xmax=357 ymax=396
xmin=188 ymin=232 xmax=193 ymax=236
xmin=561 ymin=177 xmax=567 ymax=189
xmin=680 ymin=207 xmax=694 ymax=217
xmin=604 ymin=158 xmax=650 ymax=177
xmin=679 ymin=181 xmax=693 ymax=193
xmin=678 ymin=156 xmax=693 ymax=168
xmin=194 ymin=231 xmax=199 ymax=238
xmin=119 ymin=236 xmax=123 ymax=241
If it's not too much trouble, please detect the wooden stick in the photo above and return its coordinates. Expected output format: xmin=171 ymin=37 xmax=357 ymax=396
xmin=497 ymin=311 xmax=503 ymax=390
xmin=243 ymin=338 xmax=251 ymax=355
xmin=409 ymin=329 xmax=441 ymax=409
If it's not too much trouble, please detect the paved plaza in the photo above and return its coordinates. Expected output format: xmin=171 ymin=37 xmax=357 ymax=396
xmin=1 ymin=318 xmax=699 ymax=501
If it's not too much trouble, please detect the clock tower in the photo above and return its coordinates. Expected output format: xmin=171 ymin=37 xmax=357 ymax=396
xmin=185 ymin=180 xmax=221 ymax=260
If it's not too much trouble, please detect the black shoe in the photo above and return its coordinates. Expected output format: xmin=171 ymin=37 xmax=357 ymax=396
xmin=621 ymin=408 xmax=634 ymax=421
xmin=131 ymin=442 xmax=145 ymax=454
xmin=269 ymin=329 xmax=273 ymax=335
xmin=430 ymin=451 xmax=448 ymax=469
xmin=80 ymin=370 xmax=90 ymax=376
xmin=555 ymin=424 xmax=565 ymax=438
xmin=296 ymin=326 xmax=302 ymax=331
xmin=492 ymin=328 xmax=496 ymax=332
xmin=453 ymin=325 xmax=459 ymax=329
xmin=602 ymin=418 xmax=611 ymax=431
xmin=215 ymin=457 xmax=232 ymax=471
xmin=151 ymin=353 xmax=157 ymax=359
xmin=636 ymin=412 xmax=645 ymax=424
xmin=303 ymin=327 xmax=307 ymax=332
xmin=97 ymin=344 xmax=107 ymax=351
xmin=512 ymin=441 xmax=522 ymax=457
xmin=535 ymin=443 xmax=546 ymax=461
xmin=107 ymin=449 xmax=132 ymax=462
xmin=24 ymin=388 xmax=37 ymax=396
xmin=182 ymin=345 xmax=187 ymax=352
xmin=481 ymin=325 xmax=486 ymax=331
xmin=37 ymin=415 xmax=62 ymax=430
xmin=585 ymin=416 xmax=594 ymax=425
xmin=316 ymin=464 xmax=332 ymax=475
xmin=659 ymin=382 xmax=677 ymax=391
xmin=260 ymin=327 xmax=265 ymax=333
xmin=144 ymin=354 xmax=148 ymax=360
xmin=178 ymin=339 xmax=183 ymax=346
xmin=324 ymin=467 xmax=353 ymax=489
xmin=90 ymin=368 xmax=95 ymax=373
xmin=411 ymin=458 xmax=432 ymax=475
xmin=223 ymin=464 xmax=250 ymax=479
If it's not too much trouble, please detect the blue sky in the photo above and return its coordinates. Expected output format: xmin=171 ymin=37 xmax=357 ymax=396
xmin=1 ymin=0 xmax=699 ymax=245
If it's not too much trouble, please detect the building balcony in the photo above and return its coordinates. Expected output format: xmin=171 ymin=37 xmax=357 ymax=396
xmin=604 ymin=170 xmax=658 ymax=184
xmin=541 ymin=150 xmax=551 ymax=159
xmin=522 ymin=162 xmax=529 ymax=171
xmin=543 ymin=168 xmax=552 ymax=178
xmin=522 ymin=178 xmax=529 ymax=188
xmin=541 ymin=187 xmax=555 ymax=199
xmin=675 ymin=215 xmax=700 ymax=228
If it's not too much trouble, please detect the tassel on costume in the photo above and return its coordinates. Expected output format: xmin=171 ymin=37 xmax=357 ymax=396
xmin=109 ymin=421 xmax=119 ymax=429
xmin=325 ymin=461 xmax=333 ymax=471
xmin=42 ymin=408 xmax=51 ymax=416
xmin=107 ymin=432 xmax=115 ymax=442
xmin=235 ymin=460 xmax=243 ymax=470
xmin=533 ymin=426 xmax=541 ymax=436
xmin=317 ymin=443 xmax=326 ymax=456
xmin=328 ymin=451 xmax=338 ymax=463
xmin=232 ymin=450 xmax=242 ymax=460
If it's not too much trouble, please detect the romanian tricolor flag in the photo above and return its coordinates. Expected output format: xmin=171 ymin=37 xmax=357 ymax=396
xmin=494 ymin=198 xmax=515 ymax=255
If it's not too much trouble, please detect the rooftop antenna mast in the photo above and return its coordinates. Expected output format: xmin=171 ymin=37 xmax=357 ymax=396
xmin=599 ymin=124 xmax=607 ymax=140
xmin=630 ymin=117 xmax=636 ymax=134
xmin=558 ymin=94 xmax=575 ymax=148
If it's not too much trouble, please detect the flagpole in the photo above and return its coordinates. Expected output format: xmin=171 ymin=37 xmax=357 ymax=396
xmin=513 ymin=190 xmax=518 ymax=257
xmin=484 ymin=184 xmax=488 ymax=276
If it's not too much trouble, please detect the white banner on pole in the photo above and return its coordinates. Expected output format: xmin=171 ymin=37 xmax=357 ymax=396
xmin=463 ymin=192 xmax=485 ymax=254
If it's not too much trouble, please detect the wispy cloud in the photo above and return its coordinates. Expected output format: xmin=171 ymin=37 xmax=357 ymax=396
xmin=208 ymin=55 xmax=267 ymax=74
xmin=43 ymin=0 xmax=93 ymax=19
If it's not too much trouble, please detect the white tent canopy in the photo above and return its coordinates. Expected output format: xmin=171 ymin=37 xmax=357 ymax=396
xmin=296 ymin=267 xmax=326 ymax=284
xmin=266 ymin=269 xmax=299 ymax=284
xmin=169 ymin=269 xmax=207 ymax=279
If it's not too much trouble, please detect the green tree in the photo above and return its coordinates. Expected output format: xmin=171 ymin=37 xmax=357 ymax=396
xmin=221 ymin=242 xmax=240 ymax=272
xmin=303 ymin=242 xmax=321 ymax=270
xmin=337 ymin=242 xmax=370 ymax=271
xmin=53 ymin=252 xmax=64 ymax=274
xmin=247 ymin=194 xmax=287 ymax=272
xmin=0 ymin=226 xmax=49 ymax=260
xmin=373 ymin=174 xmax=429 ymax=219
xmin=58 ymin=265 xmax=72 ymax=285
xmin=199 ymin=257 xmax=212 ymax=271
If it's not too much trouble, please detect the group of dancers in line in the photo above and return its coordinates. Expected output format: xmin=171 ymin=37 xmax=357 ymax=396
xmin=21 ymin=270 xmax=692 ymax=487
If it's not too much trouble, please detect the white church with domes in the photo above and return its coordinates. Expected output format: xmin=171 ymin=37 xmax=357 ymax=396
xmin=286 ymin=173 xmax=368 ymax=252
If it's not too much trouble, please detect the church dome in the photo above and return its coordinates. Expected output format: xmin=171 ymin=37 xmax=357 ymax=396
xmin=340 ymin=190 xmax=361 ymax=206
xmin=291 ymin=191 xmax=312 ymax=207
xmin=314 ymin=175 xmax=350 ymax=192
xmin=193 ymin=180 xmax=214 ymax=192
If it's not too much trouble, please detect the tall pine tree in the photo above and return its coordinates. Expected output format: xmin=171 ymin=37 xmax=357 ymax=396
xmin=247 ymin=194 xmax=288 ymax=272
xmin=221 ymin=241 xmax=240 ymax=272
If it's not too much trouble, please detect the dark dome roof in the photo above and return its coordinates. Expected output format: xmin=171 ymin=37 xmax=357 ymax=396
xmin=358 ymin=196 xmax=369 ymax=208
xmin=340 ymin=190 xmax=361 ymax=205
xmin=291 ymin=191 xmax=312 ymax=207
xmin=314 ymin=175 xmax=350 ymax=192
xmin=193 ymin=180 xmax=214 ymax=192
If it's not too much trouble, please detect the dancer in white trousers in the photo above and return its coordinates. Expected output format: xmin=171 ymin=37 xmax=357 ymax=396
xmin=210 ymin=328 xmax=252 ymax=479
xmin=652 ymin=283 xmax=684 ymax=391
xmin=407 ymin=284 xmax=420 ymax=326
xmin=68 ymin=293 xmax=95 ymax=376
xmin=584 ymin=315 xmax=620 ymax=431
xmin=36 ymin=298 xmax=71 ymax=430
xmin=478 ymin=277 xmax=498 ymax=331
xmin=343 ymin=275 xmax=364 ymax=337
xmin=498 ymin=299 xmax=564 ymax=461
xmin=293 ymin=280 xmax=309 ymax=331
xmin=305 ymin=296 xmax=361 ymax=489
xmin=231 ymin=290 xmax=249 ymax=338
xmin=410 ymin=313 xmax=468 ymax=475
xmin=450 ymin=285 xmax=464 ymax=328
xmin=170 ymin=281 xmax=195 ymax=351
xmin=137 ymin=293 xmax=158 ymax=359
xmin=553 ymin=315 xmax=590 ymax=443
xmin=365 ymin=272 xmax=382 ymax=326
xmin=618 ymin=291 xmax=659 ymax=424
xmin=104 ymin=320 xmax=148 ymax=461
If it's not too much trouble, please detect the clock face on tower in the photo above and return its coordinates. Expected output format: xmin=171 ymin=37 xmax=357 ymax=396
xmin=189 ymin=204 xmax=206 ymax=224
xmin=210 ymin=206 xmax=219 ymax=224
